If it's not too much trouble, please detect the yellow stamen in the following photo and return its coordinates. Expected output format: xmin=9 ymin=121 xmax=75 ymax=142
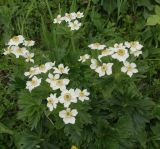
xmin=12 ymin=36 xmax=19 ymax=42
xmin=117 ymin=49 xmax=125 ymax=56
xmin=64 ymin=93 xmax=71 ymax=101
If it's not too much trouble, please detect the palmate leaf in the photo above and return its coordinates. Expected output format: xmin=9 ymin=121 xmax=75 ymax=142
xmin=17 ymin=89 xmax=45 ymax=129
xmin=108 ymin=82 xmax=154 ymax=148
xmin=14 ymin=132 xmax=42 ymax=149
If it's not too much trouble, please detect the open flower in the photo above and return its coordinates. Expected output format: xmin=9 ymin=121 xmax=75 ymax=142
xmin=46 ymin=73 xmax=60 ymax=84
xmin=50 ymin=79 xmax=70 ymax=91
xmin=47 ymin=93 xmax=59 ymax=111
xmin=23 ymin=40 xmax=35 ymax=47
xmin=78 ymin=54 xmax=90 ymax=63
xmin=75 ymin=89 xmax=90 ymax=102
xmin=125 ymin=41 xmax=143 ymax=51
xmin=53 ymin=64 xmax=69 ymax=74
xmin=121 ymin=61 xmax=138 ymax=77
xmin=95 ymin=63 xmax=113 ymax=77
xmin=53 ymin=15 xmax=63 ymax=24
xmin=11 ymin=46 xmax=27 ymax=58
xmin=59 ymin=108 xmax=78 ymax=124
xmin=26 ymin=76 xmax=41 ymax=92
xmin=64 ymin=13 xmax=76 ymax=22
xmin=3 ymin=47 xmax=13 ymax=55
xmin=24 ymin=67 xmax=40 ymax=78
xmin=76 ymin=11 xmax=84 ymax=18
xmin=38 ymin=62 xmax=55 ymax=74
xmin=112 ymin=48 xmax=129 ymax=62
xmin=125 ymin=41 xmax=143 ymax=57
xmin=59 ymin=89 xmax=77 ymax=107
xmin=68 ymin=20 xmax=81 ymax=30
xmin=90 ymin=59 xmax=98 ymax=70
xmin=98 ymin=48 xmax=114 ymax=61
xmin=88 ymin=43 xmax=106 ymax=50
xmin=24 ymin=52 xmax=34 ymax=63
xmin=7 ymin=35 xmax=24 ymax=46
xmin=114 ymin=43 xmax=125 ymax=49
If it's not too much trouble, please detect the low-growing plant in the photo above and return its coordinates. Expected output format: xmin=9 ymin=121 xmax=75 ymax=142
xmin=1 ymin=0 xmax=160 ymax=149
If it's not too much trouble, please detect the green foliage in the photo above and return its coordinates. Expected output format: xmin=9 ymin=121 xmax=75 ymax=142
xmin=0 ymin=0 xmax=160 ymax=148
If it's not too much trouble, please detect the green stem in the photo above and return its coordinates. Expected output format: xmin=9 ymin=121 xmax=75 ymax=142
xmin=45 ymin=0 xmax=54 ymax=21
xmin=71 ymin=35 xmax=75 ymax=52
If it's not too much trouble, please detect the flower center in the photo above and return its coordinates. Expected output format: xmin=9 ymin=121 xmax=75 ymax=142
xmin=59 ymin=67 xmax=64 ymax=72
xmin=31 ymin=80 xmax=37 ymax=85
xmin=56 ymin=80 xmax=63 ymax=86
xmin=94 ymin=43 xmax=100 ymax=48
xmin=39 ymin=65 xmax=45 ymax=71
xmin=12 ymin=36 xmax=19 ymax=42
xmin=102 ymin=49 xmax=109 ymax=55
xmin=48 ymin=98 xmax=53 ymax=104
xmin=66 ymin=111 xmax=72 ymax=116
xmin=101 ymin=65 xmax=107 ymax=72
xmin=130 ymin=42 xmax=137 ymax=48
xmin=79 ymin=91 xmax=84 ymax=97
xmin=64 ymin=93 xmax=71 ymax=101
xmin=16 ymin=48 xmax=23 ymax=54
xmin=117 ymin=49 xmax=125 ymax=56
xmin=127 ymin=65 xmax=133 ymax=71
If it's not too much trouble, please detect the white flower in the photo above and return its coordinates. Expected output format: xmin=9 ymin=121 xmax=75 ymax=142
xmin=53 ymin=64 xmax=69 ymax=74
xmin=125 ymin=41 xmax=143 ymax=50
xmin=11 ymin=46 xmax=27 ymax=58
xmin=38 ymin=62 xmax=55 ymax=73
xmin=90 ymin=59 xmax=98 ymax=70
xmin=59 ymin=89 xmax=77 ymax=107
xmin=24 ymin=67 xmax=40 ymax=78
xmin=121 ymin=61 xmax=138 ymax=77
xmin=59 ymin=108 xmax=78 ymax=124
xmin=98 ymin=48 xmax=115 ymax=61
xmin=47 ymin=93 xmax=59 ymax=111
xmin=24 ymin=52 xmax=34 ymax=63
xmin=114 ymin=43 xmax=125 ymax=49
xmin=125 ymin=41 xmax=143 ymax=57
xmin=95 ymin=63 xmax=113 ymax=77
xmin=88 ymin=43 xmax=106 ymax=50
xmin=76 ymin=11 xmax=84 ymax=18
xmin=23 ymin=40 xmax=35 ymax=47
xmin=26 ymin=76 xmax=41 ymax=92
xmin=130 ymin=50 xmax=142 ymax=57
xmin=68 ymin=20 xmax=81 ymax=30
xmin=46 ymin=73 xmax=60 ymax=84
xmin=7 ymin=35 xmax=24 ymax=46
xmin=50 ymin=79 xmax=70 ymax=91
xmin=53 ymin=15 xmax=63 ymax=24
xmin=3 ymin=47 xmax=13 ymax=55
xmin=64 ymin=13 xmax=76 ymax=22
xmin=75 ymin=89 xmax=90 ymax=102
xmin=78 ymin=54 xmax=90 ymax=63
xmin=112 ymin=48 xmax=129 ymax=62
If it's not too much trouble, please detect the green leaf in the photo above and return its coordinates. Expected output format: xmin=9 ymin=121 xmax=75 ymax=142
xmin=147 ymin=15 xmax=160 ymax=25
xmin=155 ymin=5 xmax=160 ymax=15
xmin=0 ymin=122 xmax=13 ymax=135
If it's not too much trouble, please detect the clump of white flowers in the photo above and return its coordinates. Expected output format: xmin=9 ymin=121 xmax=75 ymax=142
xmin=3 ymin=35 xmax=90 ymax=125
xmin=24 ymin=62 xmax=90 ymax=124
xmin=53 ymin=11 xmax=84 ymax=31
xmin=45 ymin=63 xmax=90 ymax=124
xmin=79 ymin=41 xmax=143 ymax=77
xmin=3 ymin=35 xmax=35 ymax=63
